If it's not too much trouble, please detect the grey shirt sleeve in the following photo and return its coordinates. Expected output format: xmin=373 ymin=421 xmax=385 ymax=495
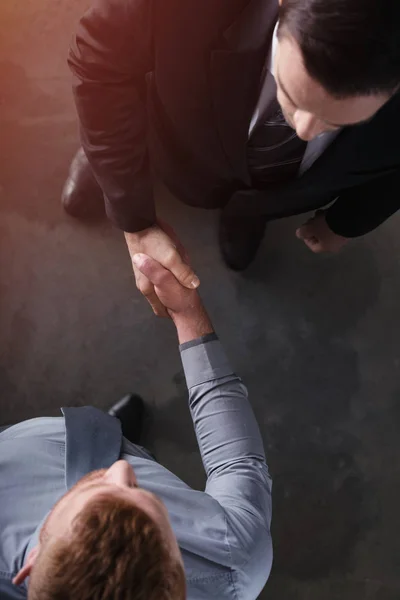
xmin=180 ymin=337 xmax=273 ymax=571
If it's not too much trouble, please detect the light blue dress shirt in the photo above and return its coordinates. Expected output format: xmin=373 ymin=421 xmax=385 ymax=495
xmin=0 ymin=337 xmax=272 ymax=599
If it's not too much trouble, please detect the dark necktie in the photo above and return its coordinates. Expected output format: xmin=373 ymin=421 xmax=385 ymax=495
xmin=247 ymin=97 xmax=307 ymax=186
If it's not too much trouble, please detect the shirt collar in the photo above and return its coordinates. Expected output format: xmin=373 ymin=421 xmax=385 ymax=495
xmin=267 ymin=22 xmax=279 ymax=77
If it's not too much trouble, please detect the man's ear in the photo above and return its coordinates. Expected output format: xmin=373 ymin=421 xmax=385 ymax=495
xmin=12 ymin=546 xmax=40 ymax=586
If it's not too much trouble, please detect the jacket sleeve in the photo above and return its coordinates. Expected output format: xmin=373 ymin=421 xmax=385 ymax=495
xmin=68 ymin=0 xmax=156 ymax=232
xmin=325 ymin=169 xmax=400 ymax=238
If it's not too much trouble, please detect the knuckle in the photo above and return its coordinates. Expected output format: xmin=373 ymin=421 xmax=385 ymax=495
xmin=158 ymin=270 xmax=172 ymax=285
xmin=150 ymin=302 xmax=167 ymax=318
xmin=163 ymin=248 xmax=178 ymax=268
xmin=138 ymin=281 xmax=152 ymax=295
xmin=180 ymin=266 xmax=194 ymax=284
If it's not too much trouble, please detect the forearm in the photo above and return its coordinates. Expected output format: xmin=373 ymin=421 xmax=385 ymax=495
xmin=182 ymin=343 xmax=266 ymax=473
xmin=177 ymin=307 xmax=270 ymax=513
xmin=172 ymin=302 xmax=214 ymax=345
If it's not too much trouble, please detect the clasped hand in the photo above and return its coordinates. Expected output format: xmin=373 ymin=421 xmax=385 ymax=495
xmin=132 ymin=253 xmax=201 ymax=319
xmin=125 ymin=220 xmax=200 ymax=317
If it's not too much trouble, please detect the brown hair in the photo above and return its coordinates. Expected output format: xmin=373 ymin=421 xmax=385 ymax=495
xmin=28 ymin=495 xmax=186 ymax=600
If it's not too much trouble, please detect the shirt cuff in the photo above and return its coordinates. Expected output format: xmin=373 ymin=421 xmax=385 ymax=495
xmin=179 ymin=337 xmax=235 ymax=389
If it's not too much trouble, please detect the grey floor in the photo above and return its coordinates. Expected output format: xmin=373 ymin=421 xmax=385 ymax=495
xmin=1 ymin=2 xmax=400 ymax=599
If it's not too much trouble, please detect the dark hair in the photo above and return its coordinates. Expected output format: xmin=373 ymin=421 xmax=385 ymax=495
xmin=278 ymin=0 xmax=400 ymax=98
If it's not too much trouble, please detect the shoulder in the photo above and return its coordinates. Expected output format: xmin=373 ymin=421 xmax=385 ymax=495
xmin=0 ymin=417 xmax=65 ymax=441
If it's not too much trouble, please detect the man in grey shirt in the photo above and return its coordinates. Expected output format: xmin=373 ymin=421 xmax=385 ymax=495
xmin=0 ymin=253 xmax=272 ymax=600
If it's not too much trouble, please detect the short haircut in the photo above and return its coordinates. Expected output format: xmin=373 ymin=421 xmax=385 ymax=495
xmin=28 ymin=495 xmax=186 ymax=600
xmin=279 ymin=0 xmax=400 ymax=97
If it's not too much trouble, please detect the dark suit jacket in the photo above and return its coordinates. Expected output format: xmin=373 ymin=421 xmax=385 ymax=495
xmin=68 ymin=0 xmax=400 ymax=236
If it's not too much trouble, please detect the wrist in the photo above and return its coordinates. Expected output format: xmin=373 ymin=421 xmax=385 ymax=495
xmin=171 ymin=302 xmax=214 ymax=345
xmin=125 ymin=226 xmax=152 ymax=246
xmin=124 ymin=222 xmax=157 ymax=237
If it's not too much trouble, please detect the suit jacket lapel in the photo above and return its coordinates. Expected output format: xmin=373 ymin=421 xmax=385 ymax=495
xmin=210 ymin=0 xmax=279 ymax=182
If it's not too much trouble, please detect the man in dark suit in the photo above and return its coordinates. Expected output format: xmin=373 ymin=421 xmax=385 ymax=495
xmin=63 ymin=0 xmax=400 ymax=314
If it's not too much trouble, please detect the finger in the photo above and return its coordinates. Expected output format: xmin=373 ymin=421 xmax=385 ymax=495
xmin=145 ymin=290 xmax=170 ymax=318
xmin=133 ymin=267 xmax=154 ymax=296
xmin=160 ymin=245 xmax=199 ymax=289
xmin=156 ymin=221 xmax=197 ymax=286
xmin=303 ymin=237 xmax=323 ymax=254
xmin=176 ymin=239 xmax=191 ymax=266
xmin=157 ymin=220 xmax=190 ymax=262
xmin=169 ymin=258 xmax=200 ymax=290
xmin=296 ymin=223 xmax=313 ymax=240
xmin=134 ymin=251 xmax=199 ymax=290
xmin=133 ymin=265 xmax=169 ymax=318
xmin=133 ymin=253 xmax=175 ymax=287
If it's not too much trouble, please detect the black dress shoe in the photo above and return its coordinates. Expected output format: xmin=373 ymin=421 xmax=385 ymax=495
xmin=108 ymin=394 xmax=145 ymax=445
xmin=61 ymin=148 xmax=105 ymax=219
xmin=218 ymin=211 xmax=268 ymax=271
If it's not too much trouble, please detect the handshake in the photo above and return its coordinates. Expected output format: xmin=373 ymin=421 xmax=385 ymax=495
xmin=125 ymin=220 xmax=202 ymax=319
xmin=130 ymin=236 xmax=214 ymax=344
xmin=132 ymin=253 xmax=200 ymax=320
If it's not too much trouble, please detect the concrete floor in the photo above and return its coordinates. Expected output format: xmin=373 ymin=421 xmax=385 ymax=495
xmin=1 ymin=1 xmax=400 ymax=598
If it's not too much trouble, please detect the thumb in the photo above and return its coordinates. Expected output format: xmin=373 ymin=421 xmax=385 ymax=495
xmin=170 ymin=260 xmax=200 ymax=290
xmin=296 ymin=223 xmax=313 ymax=240
xmin=302 ymin=236 xmax=323 ymax=254
xmin=132 ymin=253 xmax=171 ymax=286
xmin=296 ymin=222 xmax=323 ymax=253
